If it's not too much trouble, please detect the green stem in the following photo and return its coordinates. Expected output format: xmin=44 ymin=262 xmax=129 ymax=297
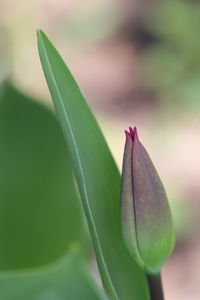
xmin=146 ymin=273 xmax=164 ymax=300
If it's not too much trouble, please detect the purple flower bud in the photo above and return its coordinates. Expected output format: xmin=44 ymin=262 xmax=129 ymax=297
xmin=120 ymin=127 xmax=175 ymax=274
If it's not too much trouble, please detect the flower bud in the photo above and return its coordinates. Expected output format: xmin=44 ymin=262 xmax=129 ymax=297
xmin=120 ymin=127 xmax=175 ymax=274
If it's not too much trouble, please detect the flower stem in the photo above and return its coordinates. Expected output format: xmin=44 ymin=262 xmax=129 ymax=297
xmin=147 ymin=273 xmax=164 ymax=300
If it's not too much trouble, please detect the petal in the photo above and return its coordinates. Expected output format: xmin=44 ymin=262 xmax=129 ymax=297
xmin=132 ymin=134 xmax=174 ymax=273
xmin=120 ymin=131 xmax=144 ymax=268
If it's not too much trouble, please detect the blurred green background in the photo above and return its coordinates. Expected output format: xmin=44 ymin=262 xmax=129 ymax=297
xmin=0 ymin=0 xmax=200 ymax=299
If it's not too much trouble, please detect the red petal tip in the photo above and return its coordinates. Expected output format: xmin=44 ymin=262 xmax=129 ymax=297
xmin=128 ymin=127 xmax=133 ymax=137
xmin=125 ymin=130 xmax=132 ymax=139
xmin=129 ymin=126 xmax=136 ymax=138
xmin=133 ymin=127 xmax=138 ymax=137
xmin=125 ymin=126 xmax=139 ymax=141
xmin=125 ymin=130 xmax=129 ymax=136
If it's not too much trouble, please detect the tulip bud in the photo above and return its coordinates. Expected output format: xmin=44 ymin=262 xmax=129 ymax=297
xmin=120 ymin=127 xmax=175 ymax=274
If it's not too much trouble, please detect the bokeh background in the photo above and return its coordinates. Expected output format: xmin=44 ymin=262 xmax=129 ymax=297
xmin=1 ymin=0 xmax=200 ymax=299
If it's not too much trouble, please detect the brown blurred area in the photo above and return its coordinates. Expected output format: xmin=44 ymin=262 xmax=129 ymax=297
xmin=1 ymin=0 xmax=200 ymax=298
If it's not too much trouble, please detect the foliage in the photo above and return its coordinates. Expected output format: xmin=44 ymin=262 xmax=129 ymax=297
xmin=0 ymin=249 xmax=108 ymax=300
xmin=0 ymin=81 xmax=105 ymax=299
xmin=0 ymin=25 xmax=176 ymax=299
xmin=37 ymin=30 xmax=150 ymax=300
xmin=0 ymin=82 xmax=85 ymax=269
xmin=143 ymin=0 xmax=200 ymax=109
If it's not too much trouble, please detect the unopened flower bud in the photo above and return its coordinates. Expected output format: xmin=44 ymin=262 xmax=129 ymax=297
xmin=120 ymin=127 xmax=175 ymax=274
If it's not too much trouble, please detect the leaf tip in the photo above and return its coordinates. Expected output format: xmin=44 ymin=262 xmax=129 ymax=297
xmin=37 ymin=29 xmax=48 ymax=43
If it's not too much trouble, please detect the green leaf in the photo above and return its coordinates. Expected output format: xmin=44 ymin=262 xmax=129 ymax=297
xmin=0 ymin=82 xmax=85 ymax=270
xmin=0 ymin=248 xmax=108 ymax=300
xmin=37 ymin=30 xmax=150 ymax=300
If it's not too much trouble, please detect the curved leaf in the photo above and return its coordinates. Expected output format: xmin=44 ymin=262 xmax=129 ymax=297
xmin=0 ymin=248 xmax=108 ymax=300
xmin=0 ymin=82 xmax=85 ymax=269
xmin=37 ymin=30 xmax=150 ymax=300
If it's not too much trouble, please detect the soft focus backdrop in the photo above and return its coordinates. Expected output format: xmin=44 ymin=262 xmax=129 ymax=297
xmin=1 ymin=0 xmax=200 ymax=299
